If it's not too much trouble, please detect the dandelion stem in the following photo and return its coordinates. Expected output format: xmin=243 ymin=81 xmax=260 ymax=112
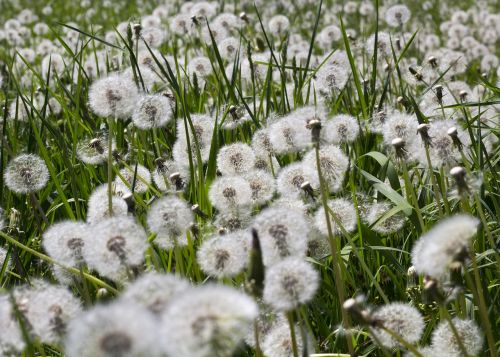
xmin=314 ymin=143 xmax=355 ymax=355
xmin=286 ymin=311 xmax=300 ymax=357
xmin=107 ymin=117 xmax=114 ymax=216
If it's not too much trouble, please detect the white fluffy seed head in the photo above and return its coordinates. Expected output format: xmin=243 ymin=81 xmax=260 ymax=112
xmin=303 ymin=145 xmax=349 ymax=193
xmin=88 ymin=74 xmax=139 ymax=119
xmin=322 ymin=114 xmax=360 ymax=144
xmin=431 ymin=318 xmax=483 ymax=357
xmin=314 ymin=198 xmax=357 ymax=236
xmin=269 ymin=114 xmax=312 ymax=154
xmin=263 ymin=257 xmax=319 ymax=311
xmin=116 ymin=164 xmax=152 ymax=194
xmin=197 ymin=230 xmax=250 ymax=278
xmin=370 ymin=302 xmax=424 ymax=349
xmin=268 ymin=15 xmax=290 ymax=36
xmin=174 ymin=114 xmax=215 ymax=166
xmin=42 ymin=220 xmax=90 ymax=268
xmin=276 ymin=162 xmax=319 ymax=198
xmin=4 ymin=154 xmax=49 ymax=194
xmin=76 ymin=134 xmax=115 ymax=165
xmin=160 ymin=285 xmax=258 ymax=357
xmin=217 ymin=142 xmax=256 ymax=175
xmin=366 ymin=202 xmax=406 ymax=235
xmin=84 ymin=217 xmax=147 ymax=282
xmin=152 ymin=159 xmax=189 ymax=192
xmin=262 ymin=321 xmax=314 ymax=357
xmin=385 ymin=5 xmax=411 ymax=27
xmin=120 ymin=272 xmax=190 ymax=314
xmin=243 ymin=170 xmax=276 ymax=205
xmin=65 ymin=301 xmax=161 ymax=357
xmin=147 ymin=196 xmax=194 ymax=250
xmin=86 ymin=184 xmax=129 ymax=224
xmin=411 ymin=214 xmax=479 ymax=278
xmin=14 ymin=281 xmax=82 ymax=345
xmin=209 ymin=175 xmax=252 ymax=213
xmin=132 ymin=94 xmax=173 ymax=129
xmin=0 ymin=294 xmax=25 ymax=355
xmin=252 ymin=206 xmax=310 ymax=266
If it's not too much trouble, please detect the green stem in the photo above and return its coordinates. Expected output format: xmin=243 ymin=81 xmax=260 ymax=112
xmin=286 ymin=311 xmax=300 ymax=357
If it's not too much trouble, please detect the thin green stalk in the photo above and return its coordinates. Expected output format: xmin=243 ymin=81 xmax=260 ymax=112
xmin=400 ymin=160 xmax=425 ymax=232
xmin=286 ymin=311 xmax=300 ymax=357
xmin=107 ymin=117 xmax=114 ymax=216
xmin=314 ymin=143 xmax=355 ymax=355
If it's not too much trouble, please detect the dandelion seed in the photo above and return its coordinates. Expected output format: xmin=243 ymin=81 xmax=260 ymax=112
xmin=88 ymin=74 xmax=139 ymax=119
xmin=84 ymin=217 xmax=147 ymax=282
xmin=76 ymin=134 xmax=115 ymax=165
xmin=276 ymin=162 xmax=318 ymax=198
xmin=65 ymin=301 xmax=161 ymax=357
xmin=116 ymin=164 xmax=151 ymax=194
xmin=303 ymin=145 xmax=349 ymax=193
xmin=214 ymin=210 xmax=252 ymax=232
xmin=42 ymin=220 xmax=90 ymax=268
xmin=197 ymin=230 xmax=250 ymax=278
xmin=4 ymin=154 xmax=49 ymax=194
xmin=411 ymin=214 xmax=479 ymax=278
xmin=268 ymin=15 xmax=290 ymax=36
xmin=262 ymin=321 xmax=314 ymax=357
xmin=243 ymin=170 xmax=276 ymax=205
xmin=188 ymin=56 xmax=213 ymax=78
xmin=0 ymin=294 xmax=25 ymax=355
xmin=86 ymin=184 xmax=129 ymax=224
xmin=14 ymin=281 xmax=82 ymax=345
xmin=120 ymin=272 xmax=190 ymax=314
xmin=269 ymin=114 xmax=312 ymax=155
xmin=160 ymin=285 xmax=258 ymax=357
xmin=431 ymin=318 xmax=483 ymax=357
xmin=209 ymin=176 xmax=252 ymax=213
xmin=252 ymin=207 xmax=309 ymax=266
xmin=370 ymin=302 xmax=424 ymax=349
xmin=174 ymin=114 xmax=215 ymax=166
xmin=132 ymin=94 xmax=173 ymax=129
xmin=152 ymin=158 xmax=189 ymax=192
xmin=252 ymin=127 xmax=275 ymax=157
xmin=217 ymin=142 xmax=256 ymax=175
xmin=218 ymin=37 xmax=241 ymax=61
xmin=323 ymin=114 xmax=360 ymax=144
xmin=263 ymin=257 xmax=319 ymax=311
xmin=366 ymin=32 xmax=392 ymax=58
xmin=314 ymin=197 xmax=357 ymax=236
xmin=366 ymin=202 xmax=406 ymax=235
xmin=385 ymin=5 xmax=411 ymax=27
xmin=147 ymin=196 xmax=194 ymax=250
xmin=41 ymin=53 xmax=65 ymax=78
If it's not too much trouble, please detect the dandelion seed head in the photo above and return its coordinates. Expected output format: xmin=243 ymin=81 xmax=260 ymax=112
xmin=276 ymin=162 xmax=318 ymax=199
xmin=152 ymin=158 xmax=189 ymax=192
xmin=120 ymin=272 xmax=190 ymax=314
xmin=411 ymin=214 xmax=479 ymax=278
xmin=385 ymin=5 xmax=411 ymax=27
xmin=76 ymin=134 xmax=114 ymax=165
xmin=243 ymin=170 xmax=276 ymax=205
xmin=431 ymin=318 xmax=483 ymax=357
xmin=217 ymin=142 xmax=256 ymax=175
xmin=43 ymin=221 xmax=90 ymax=268
xmin=366 ymin=32 xmax=392 ymax=57
xmin=314 ymin=198 xmax=357 ymax=236
xmin=132 ymin=94 xmax=173 ymax=130
xmin=269 ymin=115 xmax=311 ymax=155
xmin=14 ymin=282 xmax=82 ymax=345
xmin=252 ymin=207 xmax=309 ymax=266
xmin=88 ymin=74 xmax=139 ymax=119
xmin=174 ymin=114 xmax=215 ymax=166
xmin=209 ymin=176 xmax=252 ymax=213
xmin=84 ymin=217 xmax=147 ymax=282
xmin=370 ymin=302 xmax=424 ymax=349
xmin=41 ymin=53 xmax=65 ymax=77
xmin=197 ymin=230 xmax=250 ymax=278
xmin=366 ymin=202 xmax=406 ymax=234
xmin=303 ymin=145 xmax=349 ymax=193
xmin=86 ymin=184 xmax=129 ymax=224
xmin=218 ymin=36 xmax=241 ymax=61
xmin=323 ymin=114 xmax=360 ymax=144
xmin=268 ymin=15 xmax=290 ymax=36
xmin=160 ymin=285 xmax=258 ymax=357
xmin=147 ymin=196 xmax=194 ymax=250
xmin=263 ymin=257 xmax=319 ymax=311
xmin=262 ymin=321 xmax=314 ymax=357
xmin=0 ymin=294 xmax=25 ymax=355
xmin=4 ymin=154 xmax=49 ymax=194
xmin=188 ymin=56 xmax=213 ymax=78
xmin=116 ymin=164 xmax=151 ymax=194
xmin=65 ymin=302 xmax=161 ymax=357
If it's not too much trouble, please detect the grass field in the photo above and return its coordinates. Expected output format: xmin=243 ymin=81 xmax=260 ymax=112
xmin=0 ymin=0 xmax=498 ymax=356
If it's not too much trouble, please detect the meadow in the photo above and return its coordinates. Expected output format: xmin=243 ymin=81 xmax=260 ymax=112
xmin=0 ymin=0 xmax=498 ymax=356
